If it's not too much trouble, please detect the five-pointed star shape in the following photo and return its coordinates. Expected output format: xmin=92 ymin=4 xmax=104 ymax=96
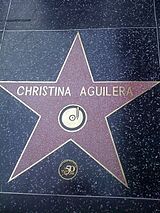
xmin=0 ymin=33 xmax=158 ymax=187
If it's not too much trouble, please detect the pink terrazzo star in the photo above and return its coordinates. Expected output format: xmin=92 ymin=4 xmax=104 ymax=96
xmin=0 ymin=33 xmax=158 ymax=186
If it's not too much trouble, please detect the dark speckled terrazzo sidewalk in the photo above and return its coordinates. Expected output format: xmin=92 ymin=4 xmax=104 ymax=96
xmin=0 ymin=0 xmax=160 ymax=213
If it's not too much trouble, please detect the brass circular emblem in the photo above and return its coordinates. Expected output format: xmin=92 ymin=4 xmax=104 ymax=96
xmin=58 ymin=160 xmax=78 ymax=180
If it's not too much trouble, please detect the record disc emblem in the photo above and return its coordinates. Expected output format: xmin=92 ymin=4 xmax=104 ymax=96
xmin=58 ymin=104 xmax=87 ymax=132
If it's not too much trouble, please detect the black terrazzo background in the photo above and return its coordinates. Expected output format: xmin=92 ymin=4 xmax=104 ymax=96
xmin=0 ymin=31 xmax=2 ymax=45
xmin=0 ymin=29 xmax=159 ymax=81
xmin=0 ymin=0 xmax=10 ymax=30
xmin=5 ymin=0 xmax=156 ymax=29
xmin=0 ymin=195 xmax=160 ymax=213
xmin=0 ymin=0 xmax=160 ymax=212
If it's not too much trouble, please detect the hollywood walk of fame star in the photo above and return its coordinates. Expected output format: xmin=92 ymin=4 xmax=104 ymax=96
xmin=0 ymin=33 xmax=158 ymax=187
